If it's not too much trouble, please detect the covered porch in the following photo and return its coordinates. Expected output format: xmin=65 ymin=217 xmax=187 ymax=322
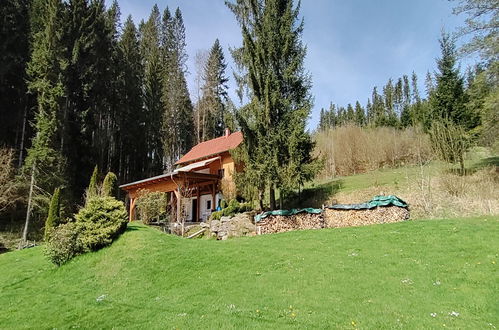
xmin=120 ymin=170 xmax=220 ymax=223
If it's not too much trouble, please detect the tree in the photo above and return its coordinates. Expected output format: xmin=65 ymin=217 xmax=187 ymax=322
xmin=198 ymin=39 xmax=230 ymax=140
xmin=118 ymin=15 xmax=147 ymax=182
xmin=161 ymin=7 xmax=194 ymax=170
xmin=44 ymin=187 xmax=61 ymax=240
xmin=140 ymin=5 xmax=164 ymax=175
xmin=429 ymin=32 xmax=478 ymax=130
xmin=227 ymin=0 xmax=321 ymax=210
xmin=429 ymin=119 xmax=469 ymax=175
xmin=354 ymin=101 xmax=366 ymax=126
xmin=0 ymin=0 xmax=32 ymax=158
xmin=21 ymin=0 xmax=67 ymax=247
xmin=452 ymin=0 xmax=498 ymax=65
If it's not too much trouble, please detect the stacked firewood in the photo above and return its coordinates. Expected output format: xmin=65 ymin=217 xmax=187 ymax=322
xmin=257 ymin=213 xmax=325 ymax=235
xmin=324 ymin=206 xmax=409 ymax=228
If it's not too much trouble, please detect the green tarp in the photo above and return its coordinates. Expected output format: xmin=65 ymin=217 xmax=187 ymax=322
xmin=254 ymin=195 xmax=408 ymax=222
xmin=254 ymin=208 xmax=322 ymax=223
xmin=327 ymin=195 xmax=408 ymax=210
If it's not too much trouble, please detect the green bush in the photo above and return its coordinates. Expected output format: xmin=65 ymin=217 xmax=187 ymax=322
xmin=75 ymin=196 xmax=128 ymax=251
xmin=87 ymin=165 xmax=99 ymax=199
xmin=135 ymin=190 xmax=169 ymax=224
xmin=44 ymin=222 xmax=82 ymax=266
xmin=102 ymin=172 xmax=118 ymax=198
xmin=209 ymin=200 xmax=253 ymax=221
xmin=44 ymin=187 xmax=62 ymax=241
xmin=210 ymin=210 xmax=223 ymax=221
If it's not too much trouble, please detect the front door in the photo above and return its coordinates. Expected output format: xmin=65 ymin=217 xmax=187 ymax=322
xmin=191 ymin=198 xmax=198 ymax=222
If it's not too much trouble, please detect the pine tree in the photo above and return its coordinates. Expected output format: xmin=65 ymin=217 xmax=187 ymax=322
xmin=354 ymin=101 xmax=366 ymax=126
xmin=199 ymin=39 xmax=229 ymax=140
xmin=372 ymin=87 xmax=385 ymax=126
xmin=119 ymin=15 xmax=146 ymax=182
xmin=22 ymin=0 xmax=67 ymax=246
xmin=140 ymin=5 xmax=164 ymax=175
xmin=44 ymin=187 xmax=61 ymax=240
xmin=161 ymin=7 xmax=194 ymax=170
xmin=0 ymin=0 xmax=31 ymax=154
xmin=346 ymin=103 xmax=355 ymax=123
xmin=429 ymin=32 xmax=476 ymax=129
xmin=228 ymin=0 xmax=320 ymax=209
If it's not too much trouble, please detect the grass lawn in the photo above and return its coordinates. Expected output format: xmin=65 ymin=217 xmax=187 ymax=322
xmin=1 ymin=217 xmax=498 ymax=328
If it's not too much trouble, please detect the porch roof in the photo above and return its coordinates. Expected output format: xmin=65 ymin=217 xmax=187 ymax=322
xmin=119 ymin=170 xmax=219 ymax=192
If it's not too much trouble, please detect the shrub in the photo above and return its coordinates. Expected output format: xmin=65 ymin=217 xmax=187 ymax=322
xmin=102 ymin=172 xmax=118 ymax=198
xmin=220 ymin=177 xmax=237 ymax=200
xmin=44 ymin=222 xmax=82 ymax=266
xmin=87 ymin=165 xmax=99 ymax=199
xmin=75 ymin=196 xmax=128 ymax=251
xmin=314 ymin=125 xmax=432 ymax=177
xmin=209 ymin=200 xmax=253 ymax=221
xmin=135 ymin=189 xmax=169 ymax=224
xmin=44 ymin=187 xmax=62 ymax=241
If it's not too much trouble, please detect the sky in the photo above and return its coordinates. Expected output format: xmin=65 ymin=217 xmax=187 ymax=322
xmin=110 ymin=0 xmax=471 ymax=130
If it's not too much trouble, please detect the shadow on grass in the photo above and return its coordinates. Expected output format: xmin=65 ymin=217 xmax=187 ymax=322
xmin=284 ymin=180 xmax=343 ymax=208
xmin=125 ymin=225 xmax=142 ymax=231
xmin=445 ymin=156 xmax=499 ymax=176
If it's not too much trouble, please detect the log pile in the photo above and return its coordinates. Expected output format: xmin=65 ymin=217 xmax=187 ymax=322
xmin=324 ymin=206 xmax=409 ymax=228
xmin=257 ymin=213 xmax=325 ymax=235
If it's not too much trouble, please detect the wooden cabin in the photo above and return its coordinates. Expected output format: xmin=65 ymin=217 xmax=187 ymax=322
xmin=119 ymin=129 xmax=243 ymax=223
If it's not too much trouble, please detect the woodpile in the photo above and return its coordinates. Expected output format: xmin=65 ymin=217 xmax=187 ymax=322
xmin=257 ymin=213 xmax=325 ymax=235
xmin=324 ymin=206 xmax=409 ymax=228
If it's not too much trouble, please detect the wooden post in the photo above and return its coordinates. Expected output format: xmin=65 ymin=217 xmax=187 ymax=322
xmin=211 ymin=183 xmax=216 ymax=211
xmin=196 ymin=185 xmax=200 ymax=222
xmin=129 ymin=197 xmax=136 ymax=222
xmin=174 ymin=189 xmax=181 ymax=223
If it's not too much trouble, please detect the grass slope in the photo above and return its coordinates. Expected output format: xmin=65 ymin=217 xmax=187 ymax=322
xmin=1 ymin=218 xmax=498 ymax=329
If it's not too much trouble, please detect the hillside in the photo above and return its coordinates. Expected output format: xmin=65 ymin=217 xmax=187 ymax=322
xmin=1 ymin=218 xmax=498 ymax=328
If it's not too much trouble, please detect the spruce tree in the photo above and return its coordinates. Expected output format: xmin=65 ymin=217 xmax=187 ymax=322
xmin=346 ymin=104 xmax=355 ymax=123
xmin=119 ymin=15 xmax=146 ymax=182
xmin=354 ymin=101 xmax=366 ymax=126
xmin=429 ymin=32 xmax=476 ymax=129
xmin=227 ymin=0 xmax=320 ymax=209
xmin=22 ymin=0 xmax=67 ymax=245
xmin=199 ymin=39 xmax=229 ymax=140
xmin=140 ymin=5 xmax=164 ymax=175
xmin=161 ymin=7 xmax=194 ymax=170
xmin=44 ymin=187 xmax=61 ymax=240
xmin=0 ymin=0 xmax=31 ymax=152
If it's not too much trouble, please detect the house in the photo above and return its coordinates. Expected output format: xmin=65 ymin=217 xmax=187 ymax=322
xmin=119 ymin=129 xmax=243 ymax=222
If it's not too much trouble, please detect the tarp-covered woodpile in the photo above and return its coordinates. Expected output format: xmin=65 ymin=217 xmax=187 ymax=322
xmin=255 ymin=195 xmax=409 ymax=235
xmin=257 ymin=212 xmax=325 ymax=235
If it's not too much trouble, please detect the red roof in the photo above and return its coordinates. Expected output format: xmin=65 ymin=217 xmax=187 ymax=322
xmin=175 ymin=131 xmax=243 ymax=165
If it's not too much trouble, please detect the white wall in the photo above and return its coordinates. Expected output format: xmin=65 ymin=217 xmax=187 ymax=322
xmin=183 ymin=193 xmax=223 ymax=222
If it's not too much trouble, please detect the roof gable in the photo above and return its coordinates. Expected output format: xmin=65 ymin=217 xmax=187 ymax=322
xmin=175 ymin=131 xmax=243 ymax=165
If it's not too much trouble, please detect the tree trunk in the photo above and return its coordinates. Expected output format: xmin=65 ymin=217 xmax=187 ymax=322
xmin=17 ymin=104 xmax=28 ymax=168
xmin=459 ymin=155 xmax=465 ymax=176
xmin=258 ymin=190 xmax=264 ymax=211
xmin=20 ymin=162 xmax=35 ymax=249
xmin=279 ymin=189 xmax=283 ymax=210
xmin=269 ymin=185 xmax=276 ymax=210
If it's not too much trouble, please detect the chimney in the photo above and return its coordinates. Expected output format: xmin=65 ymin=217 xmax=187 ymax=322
xmin=224 ymin=128 xmax=230 ymax=137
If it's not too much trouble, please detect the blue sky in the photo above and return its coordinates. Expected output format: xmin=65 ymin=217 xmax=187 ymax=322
xmin=111 ymin=0 xmax=470 ymax=130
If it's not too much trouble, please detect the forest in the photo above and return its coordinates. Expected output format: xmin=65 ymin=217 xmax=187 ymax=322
xmin=0 ymin=0 xmax=498 ymax=248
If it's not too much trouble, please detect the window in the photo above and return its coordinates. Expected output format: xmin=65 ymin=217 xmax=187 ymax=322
xmin=206 ymin=200 xmax=211 ymax=210
xmin=218 ymin=169 xmax=225 ymax=178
